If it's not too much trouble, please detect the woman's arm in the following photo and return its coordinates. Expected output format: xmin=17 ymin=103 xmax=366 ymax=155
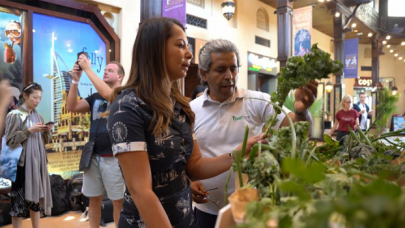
xmin=117 ymin=151 xmax=172 ymax=228
xmin=186 ymin=134 xmax=265 ymax=181
xmin=329 ymin=120 xmax=339 ymax=136
xmin=5 ymin=113 xmax=30 ymax=147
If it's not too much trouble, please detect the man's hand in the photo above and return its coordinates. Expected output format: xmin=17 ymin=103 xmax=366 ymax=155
xmin=191 ymin=181 xmax=209 ymax=204
xmin=72 ymin=63 xmax=83 ymax=81
xmin=368 ymin=110 xmax=372 ymax=115
xmin=235 ymin=134 xmax=267 ymax=158
xmin=294 ymin=80 xmax=318 ymax=114
xmin=359 ymin=110 xmax=365 ymax=115
xmin=77 ymin=54 xmax=91 ymax=72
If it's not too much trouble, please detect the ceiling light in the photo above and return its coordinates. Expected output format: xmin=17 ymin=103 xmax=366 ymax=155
xmin=335 ymin=11 xmax=340 ymax=17
xmin=221 ymin=0 xmax=236 ymax=20
xmin=368 ymin=32 xmax=372 ymax=37
xmin=351 ymin=23 xmax=357 ymax=28
xmin=318 ymin=0 xmax=325 ymax=2
xmin=354 ymin=29 xmax=358 ymax=32
xmin=387 ymin=45 xmax=391 ymax=48
xmin=401 ymin=41 xmax=405 ymax=46
xmin=382 ymin=40 xmax=387 ymax=45
xmin=394 ymin=53 xmax=398 ymax=57
xmin=386 ymin=35 xmax=391 ymax=40
xmin=400 ymin=57 xmax=403 ymax=60
xmin=390 ymin=49 xmax=394 ymax=53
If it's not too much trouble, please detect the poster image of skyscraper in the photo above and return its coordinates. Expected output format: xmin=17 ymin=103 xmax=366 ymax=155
xmin=32 ymin=13 xmax=107 ymax=177
xmin=0 ymin=8 xmax=24 ymax=91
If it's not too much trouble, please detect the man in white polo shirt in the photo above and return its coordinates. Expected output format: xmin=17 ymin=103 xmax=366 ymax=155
xmin=190 ymin=39 xmax=317 ymax=228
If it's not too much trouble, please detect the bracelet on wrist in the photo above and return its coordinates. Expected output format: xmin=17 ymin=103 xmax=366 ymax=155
xmin=295 ymin=109 xmax=309 ymax=116
xmin=72 ymin=80 xmax=79 ymax=85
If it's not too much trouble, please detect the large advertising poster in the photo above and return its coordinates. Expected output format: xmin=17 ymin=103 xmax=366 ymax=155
xmin=33 ymin=13 xmax=107 ymax=178
xmin=0 ymin=7 xmax=24 ymax=101
xmin=293 ymin=6 xmax=312 ymax=56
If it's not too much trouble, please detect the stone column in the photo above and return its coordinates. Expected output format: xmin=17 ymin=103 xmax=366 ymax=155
xmin=276 ymin=0 xmax=293 ymax=68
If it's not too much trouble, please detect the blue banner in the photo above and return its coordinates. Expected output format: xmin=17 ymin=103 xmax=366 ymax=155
xmin=344 ymin=38 xmax=359 ymax=78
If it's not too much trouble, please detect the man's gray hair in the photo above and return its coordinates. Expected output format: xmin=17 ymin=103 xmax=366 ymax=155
xmin=198 ymin=39 xmax=241 ymax=86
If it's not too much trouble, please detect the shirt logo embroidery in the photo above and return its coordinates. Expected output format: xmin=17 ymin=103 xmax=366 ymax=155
xmin=232 ymin=115 xmax=250 ymax=121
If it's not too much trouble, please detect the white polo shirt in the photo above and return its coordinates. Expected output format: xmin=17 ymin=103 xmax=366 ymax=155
xmin=190 ymin=87 xmax=290 ymax=215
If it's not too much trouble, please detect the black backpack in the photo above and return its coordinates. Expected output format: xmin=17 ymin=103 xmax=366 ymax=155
xmin=100 ymin=196 xmax=114 ymax=226
xmin=49 ymin=174 xmax=70 ymax=215
xmin=67 ymin=173 xmax=89 ymax=212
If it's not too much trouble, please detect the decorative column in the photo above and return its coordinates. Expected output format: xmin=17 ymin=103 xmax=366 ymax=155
xmin=333 ymin=13 xmax=345 ymax=84
xmin=371 ymin=35 xmax=381 ymax=88
xmin=276 ymin=0 xmax=293 ymax=68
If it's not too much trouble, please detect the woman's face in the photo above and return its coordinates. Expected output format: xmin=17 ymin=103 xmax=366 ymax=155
xmin=24 ymin=90 xmax=42 ymax=110
xmin=165 ymin=24 xmax=193 ymax=82
xmin=343 ymin=98 xmax=352 ymax=109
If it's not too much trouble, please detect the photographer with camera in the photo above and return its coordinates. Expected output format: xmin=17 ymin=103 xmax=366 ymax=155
xmin=66 ymin=53 xmax=125 ymax=228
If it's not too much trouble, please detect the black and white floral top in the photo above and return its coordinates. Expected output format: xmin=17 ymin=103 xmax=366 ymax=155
xmin=108 ymin=89 xmax=195 ymax=228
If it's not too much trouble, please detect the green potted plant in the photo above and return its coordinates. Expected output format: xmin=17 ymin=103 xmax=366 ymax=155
xmin=374 ymin=88 xmax=399 ymax=136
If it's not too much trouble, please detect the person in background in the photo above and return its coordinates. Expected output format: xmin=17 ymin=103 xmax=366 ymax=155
xmin=0 ymin=80 xmax=11 ymax=133
xmin=7 ymin=96 xmax=19 ymax=114
xmin=5 ymin=83 xmax=53 ymax=228
xmin=107 ymin=17 xmax=265 ymax=228
xmin=189 ymin=39 xmax=317 ymax=228
xmin=329 ymin=94 xmax=359 ymax=141
xmin=67 ymin=59 xmax=125 ymax=228
xmin=191 ymin=85 xmax=206 ymax=100
xmin=353 ymin=92 xmax=372 ymax=131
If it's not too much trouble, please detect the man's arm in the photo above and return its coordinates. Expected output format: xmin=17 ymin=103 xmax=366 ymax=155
xmin=78 ymin=54 xmax=112 ymax=101
xmin=66 ymin=63 xmax=91 ymax=113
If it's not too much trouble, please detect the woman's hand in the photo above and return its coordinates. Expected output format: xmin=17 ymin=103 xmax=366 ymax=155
xmin=29 ymin=123 xmax=47 ymax=133
xmin=45 ymin=123 xmax=54 ymax=132
xmin=234 ymin=134 xmax=267 ymax=158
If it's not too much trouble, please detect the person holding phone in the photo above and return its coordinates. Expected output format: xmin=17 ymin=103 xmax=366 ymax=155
xmin=4 ymin=82 xmax=53 ymax=228
xmin=67 ymin=55 xmax=125 ymax=228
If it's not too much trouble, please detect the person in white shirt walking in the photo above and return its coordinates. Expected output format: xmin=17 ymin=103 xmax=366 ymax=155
xmin=353 ymin=92 xmax=372 ymax=131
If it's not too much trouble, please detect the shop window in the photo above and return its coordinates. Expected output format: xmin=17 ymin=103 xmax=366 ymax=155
xmin=187 ymin=0 xmax=204 ymax=8
xmin=186 ymin=14 xmax=207 ymax=29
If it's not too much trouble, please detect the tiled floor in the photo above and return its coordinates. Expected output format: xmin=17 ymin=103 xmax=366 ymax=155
xmin=1 ymin=210 xmax=115 ymax=228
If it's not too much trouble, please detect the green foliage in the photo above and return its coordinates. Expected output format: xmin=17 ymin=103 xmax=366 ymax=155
xmin=271 ymin=44 xmax=343 ymax=112
xmin=375 ymin=88 xmax=399 ymax=135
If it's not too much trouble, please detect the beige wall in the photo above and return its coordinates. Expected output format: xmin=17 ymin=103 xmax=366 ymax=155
xmin=186 ymin=0 xmax=278 ymax=89
xmin=380 ymin=45 xmax=405 ymax=114
xmin=77 ymin=0 xmax=141 ymax=85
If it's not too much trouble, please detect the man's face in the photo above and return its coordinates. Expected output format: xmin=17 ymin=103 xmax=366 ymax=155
xmin=360 ymin=94 xmax=366 ymax=103
xmin=5 ymin=22 xmax=21 ymax=45
xmin=103 ymin=63 xmax=122 ymax=84
xmin=201 ymin=52 xmax=238 ymax=103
